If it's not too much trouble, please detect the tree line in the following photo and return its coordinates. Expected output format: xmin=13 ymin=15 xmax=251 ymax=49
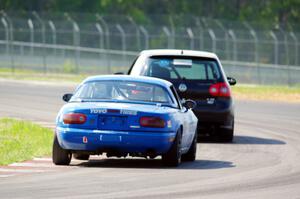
xmin=1 ymin=0 xmax=299 ymax=30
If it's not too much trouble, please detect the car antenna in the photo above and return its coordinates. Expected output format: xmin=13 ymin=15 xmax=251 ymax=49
xmin=181 ymin=50 xmax=184 ymax=55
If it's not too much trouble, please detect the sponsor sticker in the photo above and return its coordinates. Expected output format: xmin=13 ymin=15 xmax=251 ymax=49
xmin=159 ymin=60 xmax=170 ymax=67
xmin=120 ymin=110 xmax=137 ymax=115
xmin=173 ymin=59 xmax=192 ymax=66
xmin=130 ymin=125 xmax=140 ymax=128
xmin=90 ymin=109 xmax=107 ymax=114
xmin=83 ymin=136 xmax=88 ymax=143
xmin=90 ymin=109 xmax=137 ymax=115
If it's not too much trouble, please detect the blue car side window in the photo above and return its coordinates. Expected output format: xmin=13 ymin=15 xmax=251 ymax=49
xmin=170 ymin=86 xmax=181 ymax=109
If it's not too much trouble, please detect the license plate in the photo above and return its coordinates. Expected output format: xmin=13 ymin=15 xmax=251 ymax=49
xmin=98 ymin=116 xmax=127 ymax=130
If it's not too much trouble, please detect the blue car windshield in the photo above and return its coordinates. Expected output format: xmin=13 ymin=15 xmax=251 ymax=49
xmin=70 ymin=80 xmax=173 ymax=105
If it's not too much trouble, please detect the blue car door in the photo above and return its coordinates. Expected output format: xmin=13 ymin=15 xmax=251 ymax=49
xmin=170 ymin=85 xmax=192 ymax=151
xmin=179 ymin=107 xmax=190 ymax=151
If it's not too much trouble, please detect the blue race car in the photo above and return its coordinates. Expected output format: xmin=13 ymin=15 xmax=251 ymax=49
xmin=53 ymin=75 xmax=198 ymax=166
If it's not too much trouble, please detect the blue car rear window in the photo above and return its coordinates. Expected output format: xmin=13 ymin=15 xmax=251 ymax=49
xmin=71 ymin=80 xmax=173 ymax=105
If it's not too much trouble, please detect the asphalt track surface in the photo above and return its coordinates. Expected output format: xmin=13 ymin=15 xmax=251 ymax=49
xmin=0 ymin=79 xmax=300 ymax=199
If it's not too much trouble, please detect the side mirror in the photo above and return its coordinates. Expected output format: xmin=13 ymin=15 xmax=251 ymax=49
xmin=182 ymin=99 xmax=196 ymax=110
xmin=114 ymin=72 xmax=124 ymax=75
xmin=227 ymin=77 xmax=237 ymax=86
xmin=62 ymin=93 xmax=73 ymax=102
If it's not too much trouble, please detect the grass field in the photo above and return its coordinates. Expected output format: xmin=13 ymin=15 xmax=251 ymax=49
xmin=0 ymin=69 xmax=299 ymax=103
xmin=0 ymin=118 xmax=53 ymax=166
xmin=232 ymin=84 xmax=300 ymax=103
xmin=0 ymin=68 xmax=88 ymax=83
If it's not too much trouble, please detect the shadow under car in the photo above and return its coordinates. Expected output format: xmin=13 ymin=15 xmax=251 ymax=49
xmin=72 ymin=158 xmax=235 ymax=170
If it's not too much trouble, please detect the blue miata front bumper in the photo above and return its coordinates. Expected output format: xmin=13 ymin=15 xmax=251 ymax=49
xmin=56 ymin=127 xmax=176 ymax=154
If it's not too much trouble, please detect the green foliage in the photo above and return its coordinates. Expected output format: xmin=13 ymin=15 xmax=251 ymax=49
xmin=0 ymin=118 xmax=53 ymax=165
xmin=0 ymin=0 xmax=299 ymax=30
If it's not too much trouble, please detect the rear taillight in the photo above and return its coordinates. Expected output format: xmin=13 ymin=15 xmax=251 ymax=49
xmin=140 ymin=117 xmax=165 ymax=128
xmin=209 ymin=83 xmax=231 ymax=97
xmin=63 ymin=113 xmax=87 ymax=124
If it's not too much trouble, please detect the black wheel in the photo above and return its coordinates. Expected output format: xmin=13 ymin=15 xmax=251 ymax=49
xmin=219 ymin=123 xmax=234 ymax=143
xmin=73 ymin=153 xmax=90 ymax=160
xmin=52 ymin=134 xmax=71 ymax=165
xmin=162 ymin=129 xmax=182 ymax=167
xmin=182 ymin=130 xmax=197 ymax=162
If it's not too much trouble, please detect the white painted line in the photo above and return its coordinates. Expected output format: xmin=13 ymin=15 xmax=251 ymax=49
xmin=33 ymin=157 xmax=52 ymax=161
xmin=0 ymin=174 xmax=16 ymax=178
xmin=9 ymin=162 xmax=54 ymax=168
xmin=0 ymin=168 xmax=47 ymax=173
